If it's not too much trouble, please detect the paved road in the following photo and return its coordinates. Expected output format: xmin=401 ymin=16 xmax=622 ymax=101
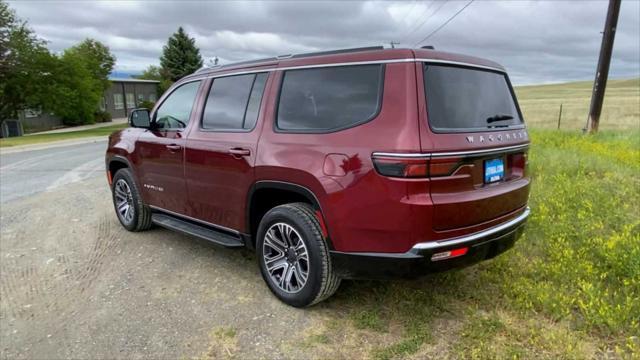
xmin=0 ymin=140 xmax=107 ymax=203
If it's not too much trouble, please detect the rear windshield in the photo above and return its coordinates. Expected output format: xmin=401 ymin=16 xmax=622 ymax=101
xmin=423 ymin=64 xmax=522 ymax=132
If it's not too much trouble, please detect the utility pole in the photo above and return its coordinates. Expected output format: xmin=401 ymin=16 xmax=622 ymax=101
xmin=390 ymin=41 xmax=400 ymax=49
xmin=586 ymin=0 xmax=621 ymax=133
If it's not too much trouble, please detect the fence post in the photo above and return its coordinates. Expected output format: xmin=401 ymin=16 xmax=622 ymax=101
xmin=557 ymin=103 xmax=563 ymax=130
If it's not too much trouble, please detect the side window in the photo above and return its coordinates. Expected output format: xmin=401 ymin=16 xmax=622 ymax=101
xmin=276 ymin=65 xmax=383 ymax=132
xmin=154 ymin=81 xmax=201 ymax=130
xmin=202 ymin=73 xmax=268 ymax=131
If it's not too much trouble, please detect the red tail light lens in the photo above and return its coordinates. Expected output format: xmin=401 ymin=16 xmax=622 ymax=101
xmin=428 ymin=157 xmax=462 ymax=177
xmin=372 ymin=154 xmax=463 ymax=178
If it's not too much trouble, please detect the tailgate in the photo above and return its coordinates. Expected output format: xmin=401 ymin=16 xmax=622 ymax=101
xmin=417 ymin=61 xmax=531 ymax=231
xmin=428 ymin=144 xmax=530 ymax=231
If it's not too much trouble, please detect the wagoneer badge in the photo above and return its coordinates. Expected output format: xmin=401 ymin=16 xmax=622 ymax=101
xmin=466 ymin=131 xmax=527 ymax=143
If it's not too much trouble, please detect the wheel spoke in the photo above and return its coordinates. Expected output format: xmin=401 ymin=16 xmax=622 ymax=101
xmin=262 ymin=222 xmax=310 ymax=294
xmin=118 ymin=202 xmax=128 ymax=214
xmin=276 ymin=223 xmax=290 ymax=246
xmin=281 ymin=263 xmax=294 ymax=291
xmin=115 ymin=188 xmax=127 ymax=199
xmin=265 ymin=254 xmax=286 ymax=272
xmin=277 ymin=262 xmax=290 ymax=286
xmin=265 ymin=230 xmax=286 ymax=252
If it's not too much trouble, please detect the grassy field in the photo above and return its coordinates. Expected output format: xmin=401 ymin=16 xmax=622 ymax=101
xmin=0 ymin=123 xmax=127 ymax=147
xmin=516 ymin=78 xmax=640 ymax=130
xmin=295 ymin=79 xmax=639 ymax=359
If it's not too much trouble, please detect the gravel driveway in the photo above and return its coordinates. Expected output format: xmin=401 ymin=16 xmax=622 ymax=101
xmin=0 ymin=175 xmax=327 ymax=359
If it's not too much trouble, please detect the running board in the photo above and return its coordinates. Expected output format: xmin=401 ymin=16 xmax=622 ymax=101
xmin=151 ymin=213 xmax=244 ymax=248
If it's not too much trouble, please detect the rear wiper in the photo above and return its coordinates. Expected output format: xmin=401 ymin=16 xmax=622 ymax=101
xmin=486 ymin=114 xmax=514 ymax=123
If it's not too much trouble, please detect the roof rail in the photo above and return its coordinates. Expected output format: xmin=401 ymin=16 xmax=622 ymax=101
xmin=195 ymin=46 xmax=385 ymax=75
xmin=195 ymin=56 xmax=278 ymax=74
xmin=290 ymin=46 xmax=384 ymax=59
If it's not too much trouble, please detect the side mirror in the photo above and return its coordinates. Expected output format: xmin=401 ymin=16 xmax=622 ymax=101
xmin=129 ymin=108 xmax=151 ymax=128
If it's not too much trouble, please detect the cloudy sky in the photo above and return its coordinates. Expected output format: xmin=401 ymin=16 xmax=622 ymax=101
xmin=7 ymin=0 xmax=640 ymax=85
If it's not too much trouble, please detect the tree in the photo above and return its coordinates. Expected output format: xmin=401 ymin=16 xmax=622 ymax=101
xmin=0 ymin=0 xmax=56 ymax=120
xmin=46 ymin=51 xmax=102 ymax=125
xmin=137 ymin=64 xmax=171 ymax=94
xmin=0 ymin=1 xmax=115 ymax=125
xmin=160 ymin=27 xmax=203 ymax=82
xmin=66 ymin=39 xmax=115 ymax=91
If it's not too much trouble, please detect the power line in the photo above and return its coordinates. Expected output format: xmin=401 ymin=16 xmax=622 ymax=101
xmin=398 ymin=0 xmax=418 ymax=24
xmin=413 ymin=0 xmax=475 ymax=47
xmin=399 ymin=0 xmax=446 ymax=45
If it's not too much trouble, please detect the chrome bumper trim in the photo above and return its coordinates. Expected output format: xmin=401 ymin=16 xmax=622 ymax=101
xmin=412 ymin=207 xmax=531 ymax=251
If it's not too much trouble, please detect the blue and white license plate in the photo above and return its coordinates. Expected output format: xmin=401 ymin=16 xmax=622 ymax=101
xmin=484 ymin=158 xmax=504 ymax=183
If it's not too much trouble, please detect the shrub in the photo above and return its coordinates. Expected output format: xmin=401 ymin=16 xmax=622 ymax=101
xmin=137 ymin=100 xmax=155 ymax=111
xmin=94 ymin=110 xmax=112 ymax=123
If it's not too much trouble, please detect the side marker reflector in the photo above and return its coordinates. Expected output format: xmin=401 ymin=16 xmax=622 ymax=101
xmin=314 ymin=210 xmax=329 ymax=238
xmin=431 ymin=247 xmax=468 ymax=261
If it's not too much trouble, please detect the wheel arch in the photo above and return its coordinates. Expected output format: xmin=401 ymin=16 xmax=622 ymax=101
xmin=246 ymin=181 xmax=332 ymax=250
xmin=108 ymin=156 xmax=132 ymax=179
xmin=107 ymin=156 xmax=143 ymax=200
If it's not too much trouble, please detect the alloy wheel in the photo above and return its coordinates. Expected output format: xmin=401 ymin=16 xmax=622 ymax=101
xmin=262 ymin=223 xmax=310 ymax=293
xmin=114 ymin=179 xmax=135 ymax=224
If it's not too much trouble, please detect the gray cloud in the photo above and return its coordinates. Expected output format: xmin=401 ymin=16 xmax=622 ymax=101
xmin=7 ymin=0 xmax=640 ymax=84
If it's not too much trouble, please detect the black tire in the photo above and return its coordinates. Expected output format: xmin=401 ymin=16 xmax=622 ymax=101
xmin=256 ymin=203 xmax=341 ymax=307
xmin=111 ymin=168 xmax=152 ymax=232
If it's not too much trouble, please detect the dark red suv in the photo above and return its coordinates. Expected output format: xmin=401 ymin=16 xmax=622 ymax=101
xmin=106 ymin=47 xmax=531 ymax=307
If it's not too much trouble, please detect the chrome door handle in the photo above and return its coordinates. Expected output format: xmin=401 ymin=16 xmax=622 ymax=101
xmin=228 ymin=148 xmax=251 ymax=157
xmin=166 ymin=144 xmax=182 ymax=151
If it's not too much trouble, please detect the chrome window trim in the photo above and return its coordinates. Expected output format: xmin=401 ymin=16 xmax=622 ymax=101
xmin=372 ymin=144 xmax=529 ymax=159
xmin=430 ymin=143 xmax=529 ymax=157
xmin=412 ymin=207 xmax=530 ymax=250
xmin=179 ymin=58 xmax=505 ymax=84
xmin=149 ymin=205 xmax=240 ymax=234
xmin=371 ymin=152 xmax=430 ymax=159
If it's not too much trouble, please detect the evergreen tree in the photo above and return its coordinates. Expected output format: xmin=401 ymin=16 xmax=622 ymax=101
xmin=160 ymin=27 xmax=203 ymax=82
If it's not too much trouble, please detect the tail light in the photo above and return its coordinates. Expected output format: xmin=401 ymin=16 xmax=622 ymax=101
xmin=372 ymin=155 xmax=428 ymax=178
xmin=372 ymin=154 xmax=462 ymax=178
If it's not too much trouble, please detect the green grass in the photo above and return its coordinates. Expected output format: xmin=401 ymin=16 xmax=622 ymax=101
xmin=305 ymin=129 xmax=639 ymax=359
xmin=0 ymin=123 xmax=127 ymax=147
xmin=515 ymin=78 xmax=640 ymax=130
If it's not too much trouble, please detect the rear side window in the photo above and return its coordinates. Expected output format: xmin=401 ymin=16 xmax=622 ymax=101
xmin=277 ymin=65 xmax=383 ymax=132
xmin=424 ymin=64 xmax=522 ymax=132
xmin=202 ymin=73 xmax=268 ymax=130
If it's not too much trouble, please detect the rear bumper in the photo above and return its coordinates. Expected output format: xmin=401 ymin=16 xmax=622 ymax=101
xmin=330 ymin=207 xmax=530 ymax=279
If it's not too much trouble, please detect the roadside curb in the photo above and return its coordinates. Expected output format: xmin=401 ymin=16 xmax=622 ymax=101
xmin=0 ymin=136 xmax=108 ymax=155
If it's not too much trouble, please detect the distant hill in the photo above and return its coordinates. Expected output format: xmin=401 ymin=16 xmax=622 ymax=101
xmin=515 ymin=78 xmax=640 ymax=130
xmin=108 ymin=70 xmax=142 ymax=79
